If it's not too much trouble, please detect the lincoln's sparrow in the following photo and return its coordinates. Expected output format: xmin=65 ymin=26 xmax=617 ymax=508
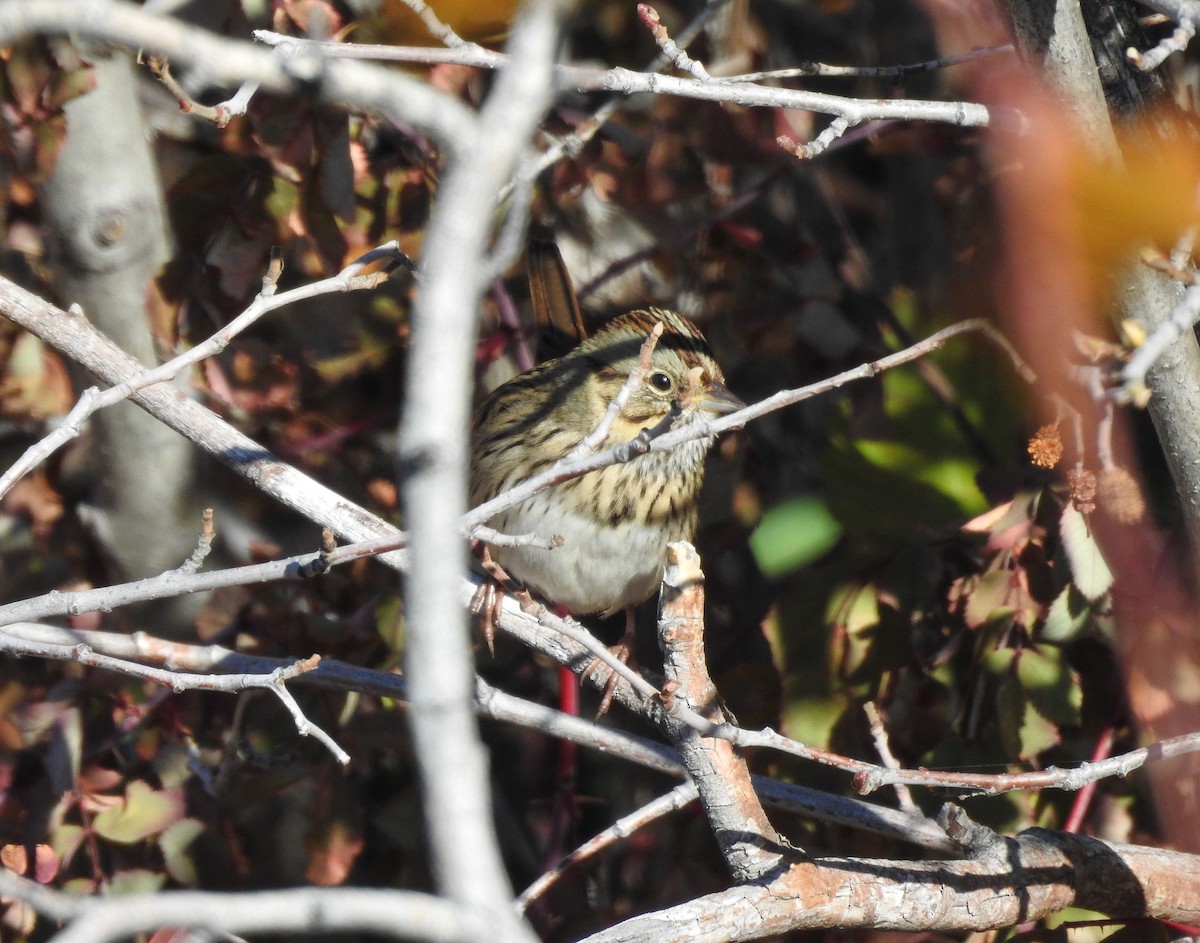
xmin=470 ymin=308 xmax=742 ymax=626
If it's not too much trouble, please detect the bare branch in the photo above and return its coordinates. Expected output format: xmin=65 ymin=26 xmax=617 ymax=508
xmin=637 ymin=4 xmax=711 ymax=81
xmin=253 ymin=29 xmax=505 ymax=66
xmin=177 ymin=508 xmax=217 ymax=575
xmin=470 ymin=525 xmax=562 ymax=549
xmin=464 ymin=319 xmax=1036 ymax=535
xmin=395 ymin=0 xmax=470 ymax=47
xmin=248 ymin=30 xmax=993 ymax=130
xmin=725 ymin=44 xmax=1014 ymax=80
xmin=1127 ymin=14 xmax=1196 ymax=69
xmin=395 ymin=0 xmax=559 ymax=920
xmin=1118 ymin=280 xmax=1200 ymax=400
xmin=1 ymin=627 xmax=348 ymax=762
xmin=863 ymin=702 xmax=917 ymax=814
xmin=0 ymin=1 xmax=478 ymax=156
xmin=579 ymin=821 xmax=1200 ymax=940
xmin=144 ymin=54 xmax=258 ymax=126
xmin=0 ymin=242 xmax=409 ymax=503
xmin=267 ymin=671 xmax=351 ymax=764
xmin=517 ymin=782 xmax=700 ymax=910
xmin=0 ymin=621 xmax=954 ymax=853
xmin=657 ymin=542 xmax=787 ymax=882
xmin=777 ymin=116 xmax=859 ymax=160
xmin=478 ymin=585 xmax=1200 ymax=798
xmin=0 ymin=873 xmax=493 ymax=943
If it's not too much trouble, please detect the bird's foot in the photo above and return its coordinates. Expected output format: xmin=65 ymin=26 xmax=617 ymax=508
xmin=582 ymin=608 xmax=637 ymax=717
xmin=468 ymin=542 xmax=531 ymax=654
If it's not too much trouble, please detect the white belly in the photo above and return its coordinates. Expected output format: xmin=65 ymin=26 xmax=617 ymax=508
xmin=489 ymin=491 xmax=670 ymax=616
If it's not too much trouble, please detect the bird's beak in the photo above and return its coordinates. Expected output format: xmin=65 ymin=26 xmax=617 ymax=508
xmin=693 ymin=379 xmax=745 ymax=417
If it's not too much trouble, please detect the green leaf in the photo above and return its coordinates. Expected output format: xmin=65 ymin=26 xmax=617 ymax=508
xmin=1017 ymin=648 xmax=1082 ymax=728
xmin=982 ymin=647 xmax=1016 ymax=676
xmin=782 ymin=696 xmax=845 ymax=750
xmin=1041 ymin=584 xmax=1091 ymax=644
xmin=997 ymin=675 xmax=1061 ymax=760
xmin=106 ymin=869 xmax=166 ymax=896
xmin=92 ymin=781 xmax=185 ymax=844
xmin=856 ymin=440 xmax=986 ymax=516
xmin=375 ymin=594 xmax=405 ymax=653
xmin=994 ymin=674 xmax=1026 ymax=760
xmin=826 ymin=584 xmax=879 ymax=634
xmin=749 ymin=497 xmax=841 ymax=577
xmin=160 ymin=818 xmax=205 ymax=887
xmin=964 ymin=570 xmax=1015 ymax=629
xmin=49 ymin=824 xmax=84 ymax=866
xmin=1060 ymin=505 xmax=1113 ymax=601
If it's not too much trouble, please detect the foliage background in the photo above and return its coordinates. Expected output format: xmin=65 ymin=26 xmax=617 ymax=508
xmin=1 ymin=0 xmax=1197 ymax=939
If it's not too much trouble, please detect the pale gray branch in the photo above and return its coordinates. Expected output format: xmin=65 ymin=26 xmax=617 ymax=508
xmin=251 ymin=29 xmax=993 ymax=130
xmin=0 ymin=0 xmax=476 ymax=157
xmin=395 ymin=0 xmax=560 ymax=923
xmin=0 ymin=621 xmax=955 ymax=854
xmin=464 ymin=319 xmax=1035 ymax=536
xmin=518 ymin=782 xmax=700 ymax=909
xmin=0 ymin=627 xmax=348 ymax=762
xmin=0 ymin=879 xmax=490 ymax=943
xmin=0 ymin=243 xmax=405 ymax=503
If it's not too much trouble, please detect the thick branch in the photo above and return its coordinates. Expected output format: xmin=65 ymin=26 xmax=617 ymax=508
xmin=582 ymin=827 xmax=1200 ymax=942
xmin=395 ymin=0 xmax=559 ymax=919
xmin=657 ymin=542 xmax=787 ymax=883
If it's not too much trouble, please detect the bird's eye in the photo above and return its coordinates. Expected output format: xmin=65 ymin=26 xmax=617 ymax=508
xmin=648 ymin=371 xmax=674 ymax=393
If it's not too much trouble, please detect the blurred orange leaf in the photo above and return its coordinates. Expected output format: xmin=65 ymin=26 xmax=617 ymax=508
xmin=306 ymin=820 xmax=364 ymax=886
xmin=1071 ymin=118 xmax=1200 ymax=290
xmin=362 ymin=0 xmax=518 ymax=46
xmin=0 ymin=843 xmax=58 ymax=882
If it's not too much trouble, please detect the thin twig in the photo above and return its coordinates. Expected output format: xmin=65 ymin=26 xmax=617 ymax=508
xmin=522 ymin=599 xmax=659 ymax=700
xmin=1062 ymin=728 xmax=1114 ymax=834
xmin=517 ymin=782 xmax=698 ymax=909
xmin=178 ymin=508 xmax=217 ymax=575
xmin=250 ymin=32 xmax=993 ymax=131
xmin=396 ymin=0 xmax=469 ymax=48
xmin=483 ymin=156 xmax=539 ymax=283
xmin=1127 ymin=18 xmax=1196 ymax=70
xmin=1096 ymin=400 xmax=1117 ymax=469
xmin=863 ymin=702 xmax=916 ymax=813
xmin=144 ymin=54 xmax=259 ymax=126
xmin=568 ymin=319 xmax=665 ymax=458
xmin=637 ymin=4 xmax=711 ymax=80
xmin=1 ymin=630 xmax=349 ymax=764
xmin=778 ymin=116 xmax=859 ymax=160
xmin=1118 ymin=280 xmax=1200 ymax=399
xmin=268 ymin=674 xmax=351 ymax=764
xmin=471 ymin=525 xmax=562 ymax=550
xmin=725 ymin=44 xmax=1014 ymax=81
xmin=464 ymin=319 xmax=1035 ymax=535
xmin=0 ymin=242 xmax=410 ymax=504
